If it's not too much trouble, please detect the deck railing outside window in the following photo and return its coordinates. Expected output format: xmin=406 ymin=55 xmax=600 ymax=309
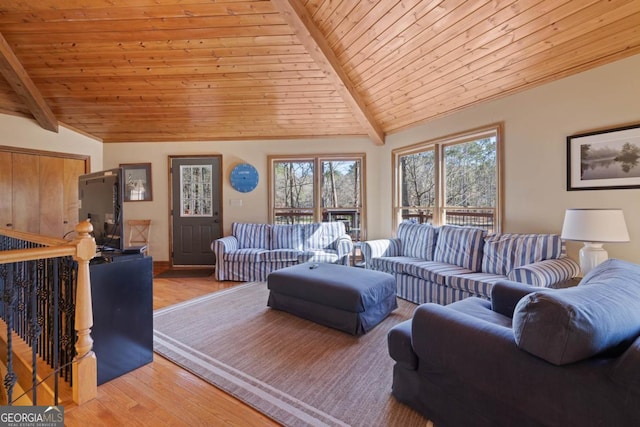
xmin=274 ymin=208 xmax=362 ymax=241
xmin=401 ymin=208 xmax=495 ymax=233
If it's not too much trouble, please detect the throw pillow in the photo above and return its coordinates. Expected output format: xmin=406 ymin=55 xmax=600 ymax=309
xmin=397 ymin=221 xmax=438 ymax=260
xmin=513 ymin=259 xmax=640 ymax=365
xmin=433 ymin=225 xmax=486 ymax=271
xmin=481 ymin=234 xmax=518 ymax=275
xmin=232 ymin=223 xmax=270 ymax=250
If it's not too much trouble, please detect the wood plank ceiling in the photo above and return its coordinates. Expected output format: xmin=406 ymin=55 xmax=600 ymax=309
xmin=0 ymin=0 xmax=638 ymax=144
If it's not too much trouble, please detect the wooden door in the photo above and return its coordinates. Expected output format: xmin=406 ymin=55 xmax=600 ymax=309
xmin=12 ymin=153 xmax=40 ymax=233
xmin=40 ymin=156 xmax=65 ymax=238
xmin=0 ymin=152 xmax=11 ymax=229
xmin=63 ymin=158 xmax=86 ymax=237
xmin=0 ymin=147 xmax=88 ymax=236
xmin=170 ymin=156 xmax=222 ymax=266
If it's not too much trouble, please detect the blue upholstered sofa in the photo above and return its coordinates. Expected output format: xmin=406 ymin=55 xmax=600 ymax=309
xmin=388 ymin=259 xmax=640 ymax=426
xmin=213 ymin=222 xmax=353 ymax=281
xmin=362 ymin=222 xmax=579 ymax=305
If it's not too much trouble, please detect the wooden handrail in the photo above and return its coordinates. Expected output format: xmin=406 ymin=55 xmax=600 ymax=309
xmin=0 ymin=246 xmax=76 ymax=264
xmin=0 ymin=227 xmax=68 ymax=248
xmin=0 ymin=220 xmax=97 ymax=405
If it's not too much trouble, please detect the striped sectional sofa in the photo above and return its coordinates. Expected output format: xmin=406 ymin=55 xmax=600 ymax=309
xmin=213 ymin=222 xmax=353 ymax=281
xmin=362 ymin=222 xmax=580 ymax=305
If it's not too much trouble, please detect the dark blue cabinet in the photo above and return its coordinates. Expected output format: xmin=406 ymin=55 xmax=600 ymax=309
xmin=90 ymin=255 xmax=153 ymax=385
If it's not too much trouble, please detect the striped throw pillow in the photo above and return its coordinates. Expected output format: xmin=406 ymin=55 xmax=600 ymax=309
xmin=271 ymin=224 xmax=305 ymax=251
xmin=397 ymin=222 xmax=438 ymax=260
xmin=434 ymin=225 xmax=486 ymax=271
xmin=232 ymin=223 xmax=270 ymax=249
xmin=513 ymin=234 xmax=563 ymax=267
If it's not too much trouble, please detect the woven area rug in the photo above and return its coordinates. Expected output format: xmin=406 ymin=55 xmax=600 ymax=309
xmin=153 ymin=282 xmax=430 ymax=427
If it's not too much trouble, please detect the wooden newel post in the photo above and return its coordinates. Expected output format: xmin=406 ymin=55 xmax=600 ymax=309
xmin=72 ymin=220 xmax=98 ymax=404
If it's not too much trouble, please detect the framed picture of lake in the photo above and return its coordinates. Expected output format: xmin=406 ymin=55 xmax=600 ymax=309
xmin=567 ymin=123 xmax=640 ymax=191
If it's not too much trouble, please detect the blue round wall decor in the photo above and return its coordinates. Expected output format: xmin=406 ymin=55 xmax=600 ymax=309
xmin=230 ymin=163 xmax=259 ymax=193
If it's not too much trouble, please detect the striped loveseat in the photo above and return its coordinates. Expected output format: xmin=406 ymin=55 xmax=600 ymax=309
xmin=213 ymin=222 xmax=353 ymax=281
xmin=362 ymin=222 xmax=580 ymax=305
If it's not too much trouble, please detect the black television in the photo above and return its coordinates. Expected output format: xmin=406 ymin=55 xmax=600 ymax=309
xmin=78 ymin=168 xmax=124 ymax=252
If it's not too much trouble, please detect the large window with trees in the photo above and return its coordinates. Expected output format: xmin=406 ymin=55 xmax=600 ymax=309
xmin=393 ymin=124 xmax=502 ymax=232
xmin=269 ymin=154 xmax=366 ymax=241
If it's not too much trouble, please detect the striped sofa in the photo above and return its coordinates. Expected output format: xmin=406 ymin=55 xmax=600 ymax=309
xmin=213 ymin=222 xmax=353 ymax=281
xmin=362 ymin=222 xmax=580 ymax=305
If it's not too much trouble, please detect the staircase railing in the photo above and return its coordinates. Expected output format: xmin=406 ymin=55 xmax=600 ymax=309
xmin=0 ymin=221 xmax=97 ymax=405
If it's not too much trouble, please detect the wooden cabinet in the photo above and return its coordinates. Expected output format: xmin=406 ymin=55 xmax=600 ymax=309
xmin=0 ymin=147 xmax=88 ymax=237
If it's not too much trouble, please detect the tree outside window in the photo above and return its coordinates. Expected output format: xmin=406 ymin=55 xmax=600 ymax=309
xmin=394 ymin=124 xmax=502 ymax=232
xmin=270 ymin=155 xmax=365 ymax=241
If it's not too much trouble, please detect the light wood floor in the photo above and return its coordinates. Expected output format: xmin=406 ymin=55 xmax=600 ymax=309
xmin=63 ymin=271 xmax=280 ymax=426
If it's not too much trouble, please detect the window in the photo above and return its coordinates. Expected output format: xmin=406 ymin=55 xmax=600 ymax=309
xmin=393 ymin=124 xmax=502 ymax=232
xmin=269 ymin=154 xmax=366 ymax=241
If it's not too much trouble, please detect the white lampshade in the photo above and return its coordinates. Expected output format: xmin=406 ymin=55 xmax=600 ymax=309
xmin=561 ymin=208 xmax=629 ymax=275
xmin=561 ymin=209 xmax=629 ymax=242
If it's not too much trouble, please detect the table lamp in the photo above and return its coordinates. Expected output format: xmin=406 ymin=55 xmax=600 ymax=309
xmin=560 ymin=208 xmax=629 ymax=275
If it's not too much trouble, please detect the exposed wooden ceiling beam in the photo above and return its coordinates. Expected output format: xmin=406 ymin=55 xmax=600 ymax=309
xmin=270 ymin=0 xmax=385 ymax=145
xmin=0 ymin=32 xmax=58 ymax=133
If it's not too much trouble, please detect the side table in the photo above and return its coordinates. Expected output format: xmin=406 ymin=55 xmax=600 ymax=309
xmin=551 ymin=277 xmax=582 ymax=289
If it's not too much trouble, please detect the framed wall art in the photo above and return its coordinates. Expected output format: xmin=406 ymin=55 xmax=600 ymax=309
xmin=120 ymin=163 xmax=153 ymax=201
xmin=567 ymin=123 xmax=640 ymax=191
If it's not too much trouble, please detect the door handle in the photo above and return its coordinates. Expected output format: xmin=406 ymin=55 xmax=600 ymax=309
xmin=213 ymin=219 xmax=220 ymax=224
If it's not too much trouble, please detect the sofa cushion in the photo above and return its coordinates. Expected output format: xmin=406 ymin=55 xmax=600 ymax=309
xmin=513 ymin=259 xmax=640 ymax=365
xmin=223 ymin=248 xmax=267 ymax=263
xmin=303 ymin=222 xmax=346 ymax=250
xmin=433 ymin=225 xmax=486 ymax=271
xmin=271 ymin=224 xmax=304 ymax=250
xmin=482 ymin=234 xmax=519 ymax=275
xmin=610 ymin=336 xmax=640 ymax=394
xmin=513 ymin=234 xmax=563 ymax=267
xmin=397 ymin=222 xmax=438 ymax=260
xmin=482 ymin=233 xmax=563 ymax=275
xmin=447 ymin=273 xmax=508 ymax=298
xmin=232 ymin=223 xmax=270 ymax=250
xmin=299 ymin=249 xmax=339 ymax=264
xmin=405 ymin=261 xmax=473 ymax=286
xmin=370 ymin=256 xmax=421 ymax=274
xmin=262 ymin=249 xmax=303 ymax=262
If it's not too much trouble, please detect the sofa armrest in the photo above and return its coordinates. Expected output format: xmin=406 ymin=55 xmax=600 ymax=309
xmin=212 ymin=236 xmax=238 ymax=280
xmin=507 ymin=257 xmax=580 ymax=287
xmin=490 ymin=280 xmax=538 ymax=318
xmin=388 ymin=319 xmax=418 ymax=370
xmin=212 ymin=235 xmax=238 ymax=253
xmin=361 ymin=238 xmax=401 ymax=269
xmin=412 ymin=303 xmax=517 ymax=367
xmin=334 ymin=234 xmax=354 ymax=259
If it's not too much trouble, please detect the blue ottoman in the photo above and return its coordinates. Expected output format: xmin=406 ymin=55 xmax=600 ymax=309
xmin=267 ymin=263 xmax=397 ymax=336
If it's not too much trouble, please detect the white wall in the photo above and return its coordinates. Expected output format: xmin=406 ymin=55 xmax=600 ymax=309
xmin=0 ymin=114 xmax=103 ymax=168
xmin=383 ymin=54 xmax=640 ymax=263
xmin=103 ymin=138 xmax=381 ymax=261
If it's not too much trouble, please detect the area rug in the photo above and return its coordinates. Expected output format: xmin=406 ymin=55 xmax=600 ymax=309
xmin=154 ymin=268 xmax=214 ymax=278
xmin=153 ymin=282 xmax=430 ymax=427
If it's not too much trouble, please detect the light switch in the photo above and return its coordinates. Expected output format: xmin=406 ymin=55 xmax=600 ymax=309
xmin=230 ymin=199 xmax=243 ymax=207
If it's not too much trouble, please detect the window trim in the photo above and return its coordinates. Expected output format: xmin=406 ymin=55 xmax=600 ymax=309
xmin=268 ymin=153 xmax=367 ymax=240
xmin=392 ymin=123 xmax=503 ymax=233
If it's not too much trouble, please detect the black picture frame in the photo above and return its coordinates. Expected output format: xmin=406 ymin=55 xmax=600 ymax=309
xmin=120 ymin=163 xmax=153 ymax=201
xmin=567 ymin=123 xmax=640 ymax=191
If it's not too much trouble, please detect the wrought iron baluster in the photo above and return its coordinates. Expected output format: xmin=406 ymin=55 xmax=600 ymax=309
xmin=4 ymin=265 xmax=17 ymax=405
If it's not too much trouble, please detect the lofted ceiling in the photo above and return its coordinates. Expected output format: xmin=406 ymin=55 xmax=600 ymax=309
xmin=0 ymin=0 xmax=638 ymax=144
